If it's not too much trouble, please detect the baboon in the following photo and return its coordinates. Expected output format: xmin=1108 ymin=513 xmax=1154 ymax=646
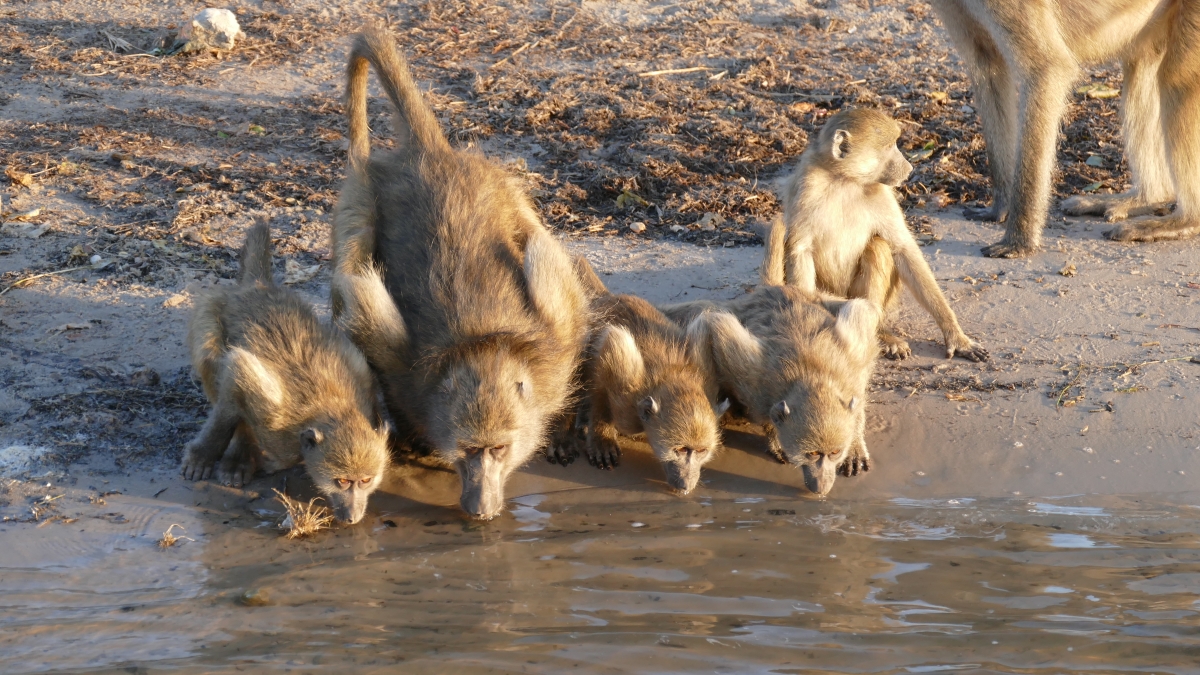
xmin=330 ymin=26 xmax=588 ymax=520
xmin=664 ymin=287 xmax=880 ymax=497
xmin=927 ymin=0 xmax=1200 ymax=255
xmin=573 ymin=256 xmax=729 ymax=494
xmin=770 ymin=108 xmax=988 ymax=362
xmin=182 ymin=221 xmax=389 ymax=525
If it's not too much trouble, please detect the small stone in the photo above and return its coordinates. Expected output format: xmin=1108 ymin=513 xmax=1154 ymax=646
xmin=173 ymin=8 xmax=242 ymax=54
xmin=961 ymin=104 xmax=975 ymax=115
xmin=628 ymin=221 xmax=646 ymax=233
xmin=239 ymin=589 xmax=271 ymax=607
xmin=129 ymin=367 xmax=161 ymax=388
xmin=1013 ymin=441 xmax=1024 ymax=448
xmin=669 ymin=224 xmax=687 ymax=233
xmin=90 ymin=254 xmax=103 ymax=265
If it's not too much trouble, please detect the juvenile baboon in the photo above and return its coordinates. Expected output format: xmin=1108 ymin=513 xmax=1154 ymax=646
xmin=927 ymin=0 xmax=1200 ymax=255
xmin=664 ymin=287 xmax=880 ymax=497
xmin=573 ymin=256 xmax=729 ymax=494
xmin=330 ymin=26 xmax=588 ymax=520
xmin=182 ymin=221 xmax=389 ymax=525
xmin=771 ymin=108 xmax=987 ymax=362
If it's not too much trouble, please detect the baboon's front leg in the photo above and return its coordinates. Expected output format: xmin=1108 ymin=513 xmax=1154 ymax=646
xmin=182 ymin=400 xmax=240 ymax=481
xmin=585 ymin=396 xmax=621 ymax=470
xmin=217 ymin=423 xmax=258 ymax=488
xmin=544 ymin=404 xmax=583 ymax=466
xmin=763 ymin=423 xmax=787 ymax=464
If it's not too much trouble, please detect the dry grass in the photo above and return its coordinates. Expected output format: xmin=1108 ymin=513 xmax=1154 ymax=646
xmin=273 ymin=488 xmax=333 ymax=539
xmin=157 ymin=523 xmax=193 ymax=548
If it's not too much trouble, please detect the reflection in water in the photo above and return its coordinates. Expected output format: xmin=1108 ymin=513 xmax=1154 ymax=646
xmin=5 ymin=492 xmax=1200 ymax=673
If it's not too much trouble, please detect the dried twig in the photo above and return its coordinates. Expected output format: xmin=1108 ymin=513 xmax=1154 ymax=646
xmin=0 ymin=266 xmax=91 ymax=296
xmin=158 ymin=523 xmax=194 ymax=548
xmin=638 ymin=66 xmax=713 ymax=78
xmin=273 ymin=488 xmax=333 ymax=539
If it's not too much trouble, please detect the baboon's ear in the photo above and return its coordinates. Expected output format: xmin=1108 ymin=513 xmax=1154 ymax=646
xmin=833 ymin=299 xmax=880 ymax=363
xmin=596 ymin=325 xmax=646 ymax=387
xmin=770 ymin=400 xmax=791 ymax=425
xmin=331 ymin=268 xmax=408 ymax=373
xmin=524 ymin=229 xmax=586 ymax=343
xmin=716 ymin=398 xmax=732 ymax=416
xmin=831 ymin=128 xmax=852 ymax=160
xmin=301 ymin=427 xmax=324 ymax=450
xmin=848 ymin=396 xmax=860 ymax=412
xmin=638 ymin=396 xmax=660 ymax=422
xmin=516 ymin=381 xmax=531 ymax=399
xmin=227 ymin=347 xmax=284 ymax=410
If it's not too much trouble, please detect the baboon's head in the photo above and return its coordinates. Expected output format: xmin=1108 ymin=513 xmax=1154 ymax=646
xmin=816 ymin=108 xmax=912 ymax=187
xmin=639 ymin=376 xmax=730 ymax=495
xmin=301 ymin=413 xmax=390 ymax=524
xmin=769 ymin=299 xmax=879 ymax=497
xmin=429 ymin=344 xmax=542 ymax=520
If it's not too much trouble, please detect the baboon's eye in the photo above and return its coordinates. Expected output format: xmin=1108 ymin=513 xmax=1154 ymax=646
xmin=806 ymin=451 xmax=821 ymax=459
xmin=464 ymin=446 xmax=485 ymax=456
xmin=828 ymin=449 xmax=841 ymax=457
xmin=489 ymin=444 xmax=509 ymax=457
xmin=359 ymin=477 xmax=372 ymax=486
xmin=336 ymin=478 xmax=352 ymax=489
xmin=693 ymin=447 xmax=708 ymax=454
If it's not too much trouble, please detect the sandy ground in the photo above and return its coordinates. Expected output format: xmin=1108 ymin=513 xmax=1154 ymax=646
xmin=1 ymin=0 xmax=1199 ymax=529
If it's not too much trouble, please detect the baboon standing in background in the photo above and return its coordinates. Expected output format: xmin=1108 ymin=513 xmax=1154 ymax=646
xmin=330 ymin=27 xmax=588 ymax=520
xmin=928 ymin=0 xmax=1200 ymax=256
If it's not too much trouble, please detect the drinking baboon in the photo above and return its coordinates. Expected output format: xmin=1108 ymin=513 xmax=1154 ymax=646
xmin=183 ymin=221 xmax=389 ymax=525
xmin=330 ymin=26 xmax=588 ymax=520
xmin=572 ymin=255 xmax=729 ymax=494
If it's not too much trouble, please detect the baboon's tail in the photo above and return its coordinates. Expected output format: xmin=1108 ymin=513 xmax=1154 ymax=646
xmin=572 ymin=254 xmax=610 ymax=300
xmin=759 ymin=215 xmax=786 ymax=286
xmin=346 ymin=25 xmax=449 ymax=172
xmin=239 ymin=220 xmax=273 ymax=286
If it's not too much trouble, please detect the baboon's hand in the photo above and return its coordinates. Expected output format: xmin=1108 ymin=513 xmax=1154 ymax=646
xmin=218 ymin=455 xmax=255 ymax=488
xmin=1105 ymin=216 xmax=1200 ymax=243
xmin=764 ymin=430 xmax=788 ymax=465
xmin=839 ymin=437 xmax=871 ymax=478
xmin=586 ymin=436 xmax=621 ymax=470
xmin=181 ymin=450 xmax=215 ymax=481
xmin=947 ymin=334 xmax=989 ymax=362
xmin=981 ymin=240 xmax=1037 ymax=259
xmin=544 ymin=443 xmax=579 ymax=467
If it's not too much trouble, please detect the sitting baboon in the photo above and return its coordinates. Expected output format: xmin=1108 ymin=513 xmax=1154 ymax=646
xmin=183 ymin=221 xmax=389 ymax=525
xmin=663 ymin=287 xmax=880 ymax=498
xmin=330 ymin=26 xmax=588 ymax=520
xmin=572 ymin=256 xmax=729 ymax=494
xmin=927 ymin=0 xmax=1200 ymax=255
xmin=769 ymin=108 xmax=987 ymax=362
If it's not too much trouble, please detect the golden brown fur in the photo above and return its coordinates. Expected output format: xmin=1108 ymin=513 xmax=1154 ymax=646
xmin=183 ymin=221 xmax=389 ymax=524
xmin=663 ymin=286 xmax=880 ymax=497
xmin=330 ymin=26 xmax=588 ymax=519
xmin=929 ymin=0 xmax=1200 ymax=254
xmin=574 ymin=257 xmax=728 ymax=494
xmin=774 ymin=108 xmax=987 ymax=362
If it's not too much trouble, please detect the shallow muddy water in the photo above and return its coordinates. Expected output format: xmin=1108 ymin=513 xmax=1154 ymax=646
xmin=5 ymin=460 xmax=1200 ymax=674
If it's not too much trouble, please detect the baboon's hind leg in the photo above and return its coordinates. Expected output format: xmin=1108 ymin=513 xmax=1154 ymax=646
xmin=848 ymin=236 xmax=908 ymax=359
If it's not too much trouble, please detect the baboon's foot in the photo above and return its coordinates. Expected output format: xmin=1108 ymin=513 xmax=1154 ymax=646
xmin=962 ymin=204 xmax=1007 ymax=223
xmin=586 ymin=436 xmax=621 ymax=470
xmin=879 ymin=331 xmax=911 ymax=360
xmin=1062 ymin=193 xmax=1172 ymax=223
xmin=180 ymin=446 xmax=217 ymax=481
xmin=1105 ymin=215 xmax=1200 ymax=242
xmin=946 ymin=332 xmax=989 ymax=362
xmin=981 ymin=238 xmax=1039 ymax=259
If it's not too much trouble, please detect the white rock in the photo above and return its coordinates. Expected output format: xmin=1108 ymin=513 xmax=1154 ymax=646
xmin=669 ymin=224 xmax=687 ymax=233
xmin=628 ymin=221 xmax=646 ymax=233
xmin=176 ymin=8 xmax=242 ymax=53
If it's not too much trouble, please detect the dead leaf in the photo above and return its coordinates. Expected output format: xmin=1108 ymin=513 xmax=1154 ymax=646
xmin=1059 ymin=263 xmax=1077 ymax=277
xmin=6 ymin=208 xmax=42 ymax=222
xmin=2 ymin=222 xmax=49 ymax=239
xmin=697 ymin=212 xmax=725 ymax=231
xmin=283 ymin=259 xmax=320 ymax=285
xmin=1076 ymin=83 xmax=1120 ymax=99
xmin=5 ymin=167 xmax=33 ymax=188
xmin=1140 ymin=341 xmax=1161 ymax=347
xmin=927 ymin=91 xmax=949 ymax=103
